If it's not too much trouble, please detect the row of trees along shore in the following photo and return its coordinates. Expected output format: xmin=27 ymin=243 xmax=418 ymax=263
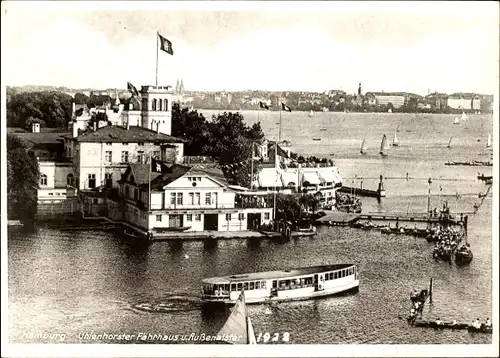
xmin=6 ymin=89 xmax=321 ymax=225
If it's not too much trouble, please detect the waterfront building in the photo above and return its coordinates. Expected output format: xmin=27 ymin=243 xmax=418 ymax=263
xmin=63 ymin=125 xmax=184 ymax=191
xmin=8 ymin=124 xmax=79 ymax=216
xmin=113 ymin=163 xmax=273 ymax=233
xmin=367 ymin=92 xmax=406 ymax=108
xmin=252 ymin=141 xmax=342 ymax=208
xmin=447 ymin=93 xmax=474 ymax=110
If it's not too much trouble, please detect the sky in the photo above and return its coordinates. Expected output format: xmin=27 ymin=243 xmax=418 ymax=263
xmin=2 ymin=1 xmax=499 ymax=95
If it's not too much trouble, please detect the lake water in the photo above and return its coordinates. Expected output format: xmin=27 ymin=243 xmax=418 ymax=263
xmin=7 ymin=112 xmax=494 ymax=344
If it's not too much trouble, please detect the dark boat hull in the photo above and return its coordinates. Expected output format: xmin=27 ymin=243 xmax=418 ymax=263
xmin=455 ymin=251 xmax=473 ymax=265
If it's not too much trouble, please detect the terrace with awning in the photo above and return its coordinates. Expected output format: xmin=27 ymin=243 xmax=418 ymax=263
xmin=257 ymin=168 xmax=283 ymax=188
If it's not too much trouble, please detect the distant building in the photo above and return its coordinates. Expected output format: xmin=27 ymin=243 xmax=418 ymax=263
xmin=367 ymin=92 xmax=406 ymax=108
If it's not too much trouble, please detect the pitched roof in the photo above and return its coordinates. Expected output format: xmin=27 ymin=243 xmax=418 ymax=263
xmin=69 ymin=125 xmax=185 ymax=143
xmin=9 ymin=130 xmax=69 ymax=147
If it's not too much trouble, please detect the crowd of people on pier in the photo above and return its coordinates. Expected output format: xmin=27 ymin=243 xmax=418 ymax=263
xmin=429 ymin=225 xmax=466 ymax=261
xmin=335 ymin=193 xmax=362 ymax=213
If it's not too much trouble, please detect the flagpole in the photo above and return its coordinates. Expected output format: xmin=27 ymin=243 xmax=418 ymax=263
xmin=149 ymin=151 xmax=152 ymax=211
xmin=156 ymin=31 xmax=159 ymax=86
xmin=250 ymin=142 xmax=254 ymax=191
xmin=273 ymin=141 xmax=278 ymax=221
xmin=278 ymin=104 xmax=282 ymax=142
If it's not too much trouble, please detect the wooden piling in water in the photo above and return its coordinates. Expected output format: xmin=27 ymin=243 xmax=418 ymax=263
xmin=429 ymin=278 xmax=433 ymax=304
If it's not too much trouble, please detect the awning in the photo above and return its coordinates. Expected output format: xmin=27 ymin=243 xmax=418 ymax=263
xmin=258 ymin=169 xmax=283 ymax=188
xmin=318 ymin=168 xmax=336 ymax=183
xmin=333 ymin=171 xmax=343 ymax=184
xmin=281 ymin=171 xmax=298 ymax=187
xmin=302 ymin=172 xmax=321 ymax=185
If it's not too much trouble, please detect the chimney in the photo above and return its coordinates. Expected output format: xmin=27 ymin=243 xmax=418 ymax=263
xmin=32 ymin=122 xmax=40 ymax=133
xmin=72 ymin=122 xmax=79 ymax=138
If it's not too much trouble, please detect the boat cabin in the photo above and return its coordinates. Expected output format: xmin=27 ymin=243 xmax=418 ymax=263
xmin=202 ymin=264 xmax=359 ymax=304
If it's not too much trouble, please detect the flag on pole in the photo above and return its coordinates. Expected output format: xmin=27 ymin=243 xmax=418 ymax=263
xmin=158 ymin=33 xmax=174 ymax=55
xmin=259 ymin=101 xmax=270 ymax=110
xmin=281 ymin=102 xmax=292 ymax=112
xmin=127 ymin=82 xmax=139 ymax=97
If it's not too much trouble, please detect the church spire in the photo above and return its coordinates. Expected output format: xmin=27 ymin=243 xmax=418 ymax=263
xmin=175 ymin=79 xmax=180 ymax=93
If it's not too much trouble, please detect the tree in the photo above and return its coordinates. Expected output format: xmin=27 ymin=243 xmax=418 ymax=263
xmin=24 ymin=116 xmax=46 ymax=130
xmin=7 ymin=134 xmax=40 ymax=224
xmin=7 ymin=90 xmax=73 ymax=129
xmin=74 ymin=92 xmax=89 ymax=105
xmin=275 ymin=194 xmax=301 ymax=222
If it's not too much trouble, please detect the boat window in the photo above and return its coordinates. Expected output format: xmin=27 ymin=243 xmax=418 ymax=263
xmin=325 ymin=273 xmax=329 ymax=281
xmin=261 ymin=281 xmax=267 ymax=289
xmin=342 ymin=270 xmax=346 ymax=277
xmin=237 ymin=283 xmax=242 ymax=290
xmin=334 ymin=272 xmax=338 ymax=279
xmin=224 ymin=284 xmax=230 ymax=291
xmin=329 ymin=272 xmax=333 ymax=280
xmin=231 ymin=283 xmax=236 ymax=291
xmin=243 ymin=282 xmax=248 ymax=290
xmin=250 ymin=282 xmax=254 ymax=290
xmin=255 ymin=282 xmax=260 ymax=289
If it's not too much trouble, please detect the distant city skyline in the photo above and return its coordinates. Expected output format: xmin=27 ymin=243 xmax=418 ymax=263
xmin=2 ymin=1 xmax=499 ymax=95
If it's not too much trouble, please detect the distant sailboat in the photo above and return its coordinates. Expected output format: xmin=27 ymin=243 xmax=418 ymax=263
xmin=461 ymin=112 xmax=469 ymax=121
xmin=309 ymin=110 xmax=314 ymax=117
xmin=360 ymin=138 xmax=367 ymax=155
xmin=216 ymin=291 xmax=257 ymax=345
xmin=447 ymin=136 xmax=453 ymax=149
xmin=380 ymin=134 xmax=389 ymax=156
xmin=487 ymin=133 xmax=492 ymax=148
xmin=453 ymin=117 xmax=460 ymax=124
xmin=392 ymin=131 xmax=400 ymax=147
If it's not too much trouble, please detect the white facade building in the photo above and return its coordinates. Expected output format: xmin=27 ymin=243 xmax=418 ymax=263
xmin=117 ymin=163 xmax=273 ymax=233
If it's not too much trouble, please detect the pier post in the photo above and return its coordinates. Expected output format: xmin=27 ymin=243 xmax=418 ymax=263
xmin=429 ymin=278 xmax=433 ymax=304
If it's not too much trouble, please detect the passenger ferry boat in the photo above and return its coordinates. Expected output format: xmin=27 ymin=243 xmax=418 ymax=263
xmin=201 ymin=264 xmax=359 ymax=304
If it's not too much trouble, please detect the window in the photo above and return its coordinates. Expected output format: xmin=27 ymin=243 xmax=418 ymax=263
xmin=105 ymin=173 xmax=113 ymax=188
xmin=40 ymin=174 xmax=47 ymax=186
xmin=164 ymin=99 xmax=168 ymax=110
xmin=138 ymin=143 xmax=144 ymax=146
xmin=48 ymin=192 xmax=54 ymax=196
xmin=334 ymin=272 xmax=338 ymax=279
xmin=238 ymin=213 xmax=244 ymax=220
xmin=256 ymin=282 xmax=260 ymax=289
xmin=195 ymin=214 xmax=201 ymax=221
xmin=237 ymin=283 xmax=242 ymax=291
xmin=243 ymin=282 xmax=248 ymax=290
xmin=137 ymin=151 xmax=144 ymax=164
xmin=264 ymin=212 xmax=270 ymax=220
xmin=105 ymin=151 xmax=112 ymax=162
xmin=66 ymin=174 xmax=74 ymax=186
xmin=330 ymin=272 xmax=333 ymax=280
xmin=231 ymin=283 xmax=236 ymax=291
xmin=122 ymin=142 xmax=128 ymax=146
xmin=195 ymin=193 xmax=201 ymax=205
xmin=325 ymin=274 xmax=329 ymax=281
xmin=176 ymin=193 xmax=183 ymax=205
xmin=205 ymin=193 xmax=211 ymax=205
xmin=250 ymin=282 xmax=254 ymax=290
xmin=152 ymin=99 xmax=157 ymax=111
xmin=186 ymin=214 xmax=193 ymax=221
xmin=261 ymin=281 xmax=266 ymax=289
xmin=189 ymin=192 xmax=194 ymax=205
xmin=88 ymin=174 xmax=96 ymax=189
xmin=158 ymin=99 xmax=163 ymax=111
xmin=153 ymin=151 xmax=160 ymax=159
xmin=170 ymin=193 xmax=176 ymax=204
xmin=106 ymin=142 xmax=112 ymax=146
xmin=121 ymin=151 xmax=129 ymax=163
xmin=225 ymin=213 xmax=231 ymax=221
xmin=156 ymin=215 xmax=162 ymax=222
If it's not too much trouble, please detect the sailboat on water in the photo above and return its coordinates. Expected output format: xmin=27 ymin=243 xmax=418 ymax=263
xmin=360 ymin=138 xmax=367 ymax=155
xmin=380 ymin=134 xmax=389 ymax=156
xmin=453 ymin=117 xmax=460 ymax=124
xmin=392 ymin=131 xmax=400 ymax=147
xmin=461 ymin=112 xmax=469 ymax=121
xmin=309 ymin=110 xmax=314 ymax=118
xmin=447 ymin=136 xmax=453 ymax=149
xmin=216 ymin=291 xmax=257 ymax=345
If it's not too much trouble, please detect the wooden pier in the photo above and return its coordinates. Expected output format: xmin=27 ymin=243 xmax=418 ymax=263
xmin=338 ymin=175 xmax=386 ymax=198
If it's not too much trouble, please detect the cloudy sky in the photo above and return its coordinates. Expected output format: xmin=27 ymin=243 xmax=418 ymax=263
xmin=2 ymin=1 xmax=498 ymax=95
